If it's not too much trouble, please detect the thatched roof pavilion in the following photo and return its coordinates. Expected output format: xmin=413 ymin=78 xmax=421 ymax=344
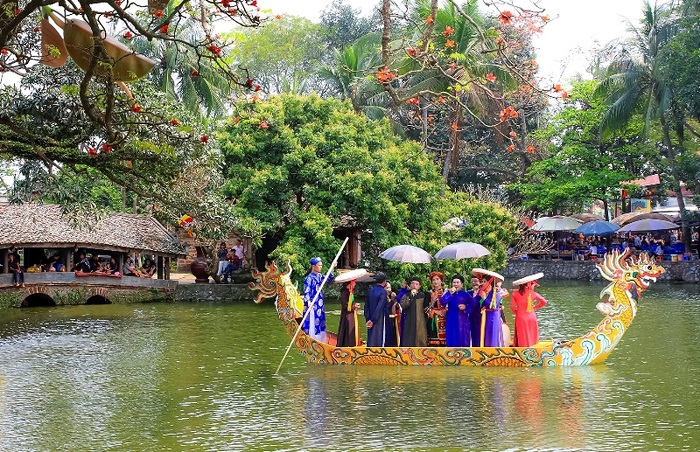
xmin=0 ymin=204 xmax=184 ymax=279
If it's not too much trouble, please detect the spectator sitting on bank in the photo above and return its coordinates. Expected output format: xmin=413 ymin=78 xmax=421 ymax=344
xmin=140 ymin=258 xmax=156 ymax=278
xmin=51 ymin=255 xmax=65 ymax=272
xmin=74 ymin=253 xmax=91 ymax=272
xmin=122 ymin=257 xmax=140 ymax=277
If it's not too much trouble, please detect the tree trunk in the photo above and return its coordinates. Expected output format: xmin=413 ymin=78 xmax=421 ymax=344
xmin=660 ymin=113 xmax=691 ymax=251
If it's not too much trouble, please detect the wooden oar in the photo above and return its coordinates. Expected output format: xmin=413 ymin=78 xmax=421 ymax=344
xmin=275 ymin=237 xmax=349 ymax=374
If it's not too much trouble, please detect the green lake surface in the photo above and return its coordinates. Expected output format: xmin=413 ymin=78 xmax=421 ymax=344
xmin=1 ymin=281 xmax=700 ymax=451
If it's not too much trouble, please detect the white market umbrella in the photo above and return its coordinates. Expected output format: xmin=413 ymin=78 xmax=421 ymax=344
xmin=530 ymin=215 xmax=582 ymax=232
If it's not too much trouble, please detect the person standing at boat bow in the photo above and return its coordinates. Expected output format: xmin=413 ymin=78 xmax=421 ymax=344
xmin=303 ymin=257 xmax=335 ymax=343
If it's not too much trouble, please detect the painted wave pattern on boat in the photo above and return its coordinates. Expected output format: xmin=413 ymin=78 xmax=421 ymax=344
xmin=249 ymin=250 xmax=664 ymax=367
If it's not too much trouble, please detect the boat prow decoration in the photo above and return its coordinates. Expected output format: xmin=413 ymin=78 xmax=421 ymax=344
xmin=249 ymin=250 xmax=664 ymax=367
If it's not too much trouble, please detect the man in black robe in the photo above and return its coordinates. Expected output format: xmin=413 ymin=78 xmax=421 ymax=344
xmin=364 ymin=272 xmax=388 ymax=347
xmin=399 ymin=277 xmax=429 ymax=347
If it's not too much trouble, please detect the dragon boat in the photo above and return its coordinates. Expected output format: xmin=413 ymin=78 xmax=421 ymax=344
xmin=249 ymin=249 xmax=664 ymax=367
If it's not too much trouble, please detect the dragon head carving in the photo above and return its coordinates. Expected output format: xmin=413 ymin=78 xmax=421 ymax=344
xmin=249 ymin=260 xmax=303 ymax=319
xmin=596 ymin=249 xmax=664 ymax=317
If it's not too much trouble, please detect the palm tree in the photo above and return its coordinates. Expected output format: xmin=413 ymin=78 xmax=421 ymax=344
xmin=318 ymin=32 xmax=384 ymax=116
xmin=595 ymin=0 xmax=691 ymax=249
xmin=129 ymin=16 xmax=231 ymax=121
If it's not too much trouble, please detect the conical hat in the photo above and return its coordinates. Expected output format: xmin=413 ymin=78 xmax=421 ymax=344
xmin=471 ymin=268 xmax=504 ymax=282
xmin=334 ymin=268 xmax=368 ymax=283
xmin=512 ymin=272 xmax=544 ymax=287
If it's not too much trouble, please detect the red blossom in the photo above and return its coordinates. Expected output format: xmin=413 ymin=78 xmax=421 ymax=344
xmin=526 ymin=145 xmax=536 ymax=153
xmin=228 ymin=8 xmax=238 ymax=15
xmin=160 ymin=24 xmax=169 ymax=34
xmin=200 ymin=135 xmax=209 ymax=143
xmin=275 ymin=15 xmax=282 ymax=20
xmin=251 ymin=94 xmax=259 ymax=102
xmin=171 ymin=119 xmax=179 ymax=126
xmin=442 ymin=26 xmax=454 ymax=37
xmin=222 ymin=0 xmax=231 ymax=6
xmin=507 ymin=144 xmax=516 ymax=152
xmin=0 ymin=48 xmax=7 ymax=55
xmin=553 ymin=84 xmax=562 ymax=92
xmin=451 ymin=122 xmax=458 ymax=131
xmin=233 ymin=116 xmax=240 ymax=123
xmin=562 ymin=91 xmax=569 ymax=99
xmin=405 ymin=97 xmax=419 ymax=105
xmin=499 ymin=11 xmax=513 ymax=24
xmin=406 ymin=46 xmax=418 ymax=57
xmin=376 ymin=66 xmax=395 ymax=83
xmin=244 ymin=78 xmax=253 ymax=88
xmin=509 ymin=131 xmax=516 ymax=138
xmin=123 ymin=31 xmax=133 ymax=39
xmin=445 ymin=39 xmax=455 ymax=48
xmin=101 ymin=143 xmax=112 ymax=154
xmin=190 ymin=69 xmax=199 ymax=77
xmin=254 ymin=85 xmax=261 ymax=92
xmin=485 ymin=73 xmax=496 ymax=83
xmin=208 ymin=45 xmax=221 ymax=55
xmin=425 ymin=15 xmax=433 ymax=24
xmin=13 ymin=8 xmax=21 ymax=15
xmin=131 ymin=104 xmax=142 ymax=113
xmin=495 ymin=37 xmax=505 ymax=45
xmin=542 ymin=15 xmax=550 ymax=22
xmin=154 ymin=9 xmax=163 ymax=18
xmin=260 ymin=121 xmax=269 ymax=129
xmin=88 ymin=148 xmax=98 ymax=156
xmin=499 ymin=106 xmax=519 ymax=121
xmin=250 ymin=0 xmax=257 ymax=6
xmin=437 ymin=96 xmax=445 ymax=103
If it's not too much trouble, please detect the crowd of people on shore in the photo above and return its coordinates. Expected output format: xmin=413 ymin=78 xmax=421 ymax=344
xmin=300 ymin=257 xmax=548 ymax=349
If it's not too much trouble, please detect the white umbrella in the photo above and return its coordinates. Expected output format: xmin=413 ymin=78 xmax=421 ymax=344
xmin=617 ymin=219 xmax=680 ymax=233
xmin=379 ymin=245 xmax=433 ymax=264
xmin=434 ymin=242 xmax=490 ymax=260
xmin=530 ymin=215 xmax=582 ymax=232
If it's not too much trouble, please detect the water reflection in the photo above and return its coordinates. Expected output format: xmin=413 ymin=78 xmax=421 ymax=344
xmin=1 ymin=284 xmax=700 ymax=450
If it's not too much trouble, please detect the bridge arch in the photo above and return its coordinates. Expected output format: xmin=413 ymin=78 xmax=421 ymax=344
xmin=85 ymin=295 xmax=111 ymax=305
xmin=21 ymin=293 xmax=57 ymax=308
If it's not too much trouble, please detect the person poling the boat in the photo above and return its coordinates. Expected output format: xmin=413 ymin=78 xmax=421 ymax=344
xmin=473 ymin=268 xmax=506 ymax=347
xmin=302 ymin=257 xmax=336 ymax=343
xmin=335 ymin=269 xmax=368 ymax=347
xmin=510 ymin=272 xmax=547 ymax=347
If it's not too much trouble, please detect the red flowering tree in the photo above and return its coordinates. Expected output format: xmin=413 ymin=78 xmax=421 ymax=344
xmin=0 ymin=0 xmax=263 ymax=231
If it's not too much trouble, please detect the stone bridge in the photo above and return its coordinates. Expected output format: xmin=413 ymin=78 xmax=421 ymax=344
xmin=0 ymin=273 xmax=177 ymax=308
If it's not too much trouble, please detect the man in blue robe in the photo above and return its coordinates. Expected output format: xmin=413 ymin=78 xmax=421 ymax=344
xmin=365 ymin=272 xmax=389 ymax=347
xmin=441 ymin=274 xmax=477 ymax=347
xmin=303 ymin=257 xmax=334 ymax=343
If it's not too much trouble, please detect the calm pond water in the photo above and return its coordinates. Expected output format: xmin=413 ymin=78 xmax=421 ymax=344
xmin=1 ymin=281 xmax=700 ymax=451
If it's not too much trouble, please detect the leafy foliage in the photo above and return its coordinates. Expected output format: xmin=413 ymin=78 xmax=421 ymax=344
xmin=218 ymin=94 xmax=517 ymax=278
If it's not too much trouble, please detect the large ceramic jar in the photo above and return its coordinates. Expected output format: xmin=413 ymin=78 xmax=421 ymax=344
xmin=190 ymin=246 xmax=211 ymax=283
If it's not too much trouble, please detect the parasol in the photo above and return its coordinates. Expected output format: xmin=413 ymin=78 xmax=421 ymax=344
xmin=379 ymin=245 xmax=433 ymax=264
xmin=434 ymin=242 xmax=491 ymax=260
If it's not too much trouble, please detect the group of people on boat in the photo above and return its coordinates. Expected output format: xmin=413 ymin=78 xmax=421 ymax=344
xmin=300 ymin=256 xmax=548 ymax=349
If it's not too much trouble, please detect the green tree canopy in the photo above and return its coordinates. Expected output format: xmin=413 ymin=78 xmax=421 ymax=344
xmin=510 ymin=80 xmax=659 ymax=214
xmin=217 ymin=94 xmax=517 ymax=277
